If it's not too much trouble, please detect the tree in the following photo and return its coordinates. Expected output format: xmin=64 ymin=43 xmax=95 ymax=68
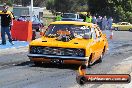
xmin=46 ymin=0 xmax=88 ymax=13
xmin=88 ymin=0 xmax=132 ymax=23
xmin=46 ymin=0 xmax=132 ymax=23
xmin=6 ymin=0 xmax=13 ymax=6
xmin=108 ymin=0 xmax=132 ymax=23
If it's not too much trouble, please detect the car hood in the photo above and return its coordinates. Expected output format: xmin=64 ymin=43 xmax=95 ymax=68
xmin=30 ymin=37 xmax=93 ymax=49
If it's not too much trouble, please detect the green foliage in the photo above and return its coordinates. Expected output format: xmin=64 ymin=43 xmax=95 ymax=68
xmin=6 ymin=0 xmax=13 ymax=6
xmin=46 ymin=0 xmax=132 ymax=23
xmin=46 ymin=0 xmax=88 ymax=13
xmin=115 ymin=5 xmax=126 ymax=21
xmin=126 ymin=11 xmax=132 ymax=23
xmin=108 ymin=0 xmax=132 ymax=23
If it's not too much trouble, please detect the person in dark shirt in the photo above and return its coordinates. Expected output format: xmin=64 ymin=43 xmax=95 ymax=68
xmin=0 ymin=5 xmax=14 ymax=45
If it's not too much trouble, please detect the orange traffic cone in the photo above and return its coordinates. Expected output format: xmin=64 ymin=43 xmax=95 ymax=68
xmin=109 ymin=30 xmax=113 ymax=39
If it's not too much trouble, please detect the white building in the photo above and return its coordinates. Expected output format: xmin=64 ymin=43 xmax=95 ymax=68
xmin=13 ymin=6 xmax=44 ymax=19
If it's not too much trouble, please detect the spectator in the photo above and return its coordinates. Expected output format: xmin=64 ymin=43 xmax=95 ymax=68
xmin=79 ymin=14 xmax=85 ymax=22
xmin=55 ymin=12 xmax=62 ymax=21
xmin=10 ymin=12 xmax=15 ymax=30
xmin=97 ymin=16 xmax=102 ymax=29
xmin=0 ymin=4 xmax=14 ymax=45
xmin=17 ymin=16 xmax=26 ymax=21
xmin=92 ymin=16 xmax=97 ymax=24
xmin=85 ymin=14 xmax=92 ymax=23
xmin=102 ymin=16 xmax=108 ymax=30
xmin=108 ymin=17 xmax=113 ymax=30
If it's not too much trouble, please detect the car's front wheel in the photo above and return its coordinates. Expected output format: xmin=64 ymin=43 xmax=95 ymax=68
xmin=85 ymin=54 xmax=92 ymax=68
xmin=129 ymin=28 xmax=132 ymax=32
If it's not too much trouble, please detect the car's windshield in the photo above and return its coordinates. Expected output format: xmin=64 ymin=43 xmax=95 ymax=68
xmin=19 ymin=16 xmax=41 ymax=23
xmin=62 ymin=14 xmax=76 ymax=18
xmin=117 ymin=22 xmax=130 ymax=25
xmin=32 ymin=17 xmax=41 ymax=23
xmin=45 ymin=24 xmax=91 ymax=38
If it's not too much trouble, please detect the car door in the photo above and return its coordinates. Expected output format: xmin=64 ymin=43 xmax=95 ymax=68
xmin=95 ymin=27 xmax=105 ymax=56
xmin=123 ymin=23 xmax=131 ymax=30
xmin=90 ymin=28 xmax=100 ymax=62
xmin=118 ymin=23 xmax=127 ymax=30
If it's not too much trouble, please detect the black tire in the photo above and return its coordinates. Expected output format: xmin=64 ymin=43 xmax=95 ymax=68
xmin=96 ymin=54 xmax=102 ymax=63
xmin=85 ymin=54 xmax=92 ymax=68
xmin=102 ymin=46 xmax=106 ymax=55
xmin=114 ymin=27 xmax=119 ymax=31
xmin=129 ymin=28 xmax=132 ymax=32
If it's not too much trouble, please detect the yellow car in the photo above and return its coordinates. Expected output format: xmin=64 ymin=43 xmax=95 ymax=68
xmin=112 ymin=22 xmax=132 ymax=31
xmin=28 ymin=21 xmax=108 ymax=67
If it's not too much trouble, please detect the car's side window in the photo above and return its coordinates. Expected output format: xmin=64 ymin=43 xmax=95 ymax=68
xmin=95 ymin=28 xmax=100 ymax=38
xmin=97 ymin=27 xmax=102 ymax=37
xmin=91 ymin=28 xmax=96 ymax=39
xmin=95 ymin=27 xmax=101 ymax=38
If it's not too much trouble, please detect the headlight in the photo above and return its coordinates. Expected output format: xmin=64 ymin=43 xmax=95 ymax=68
xmin=43 ymin=47 xmax=53 ymax=54
xmin=73 ymin=49 xmax=85 ymax=57
xmin=65 ymin=48 xmax=85 ymax=57
xmin=30 ymin=46 xmax=43 ymax=54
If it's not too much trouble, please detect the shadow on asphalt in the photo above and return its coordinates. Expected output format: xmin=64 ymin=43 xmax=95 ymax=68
xmin=34 ymin=64 xmax=80 ymax=70
xmin=15 ymin=61 xmax=33 ymax=66
xmin=15 ymin=61 xmax=80 ymax=70
xmin=15 ymin=60 xmax=103 ymax=70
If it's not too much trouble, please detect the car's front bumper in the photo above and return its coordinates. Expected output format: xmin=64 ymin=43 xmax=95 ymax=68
xmin=27 ymin=54 xmax=89 ymax=61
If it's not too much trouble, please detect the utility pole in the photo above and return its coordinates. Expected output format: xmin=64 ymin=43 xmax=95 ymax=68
xmin=30 ymin=0 xmax=33 ymax=21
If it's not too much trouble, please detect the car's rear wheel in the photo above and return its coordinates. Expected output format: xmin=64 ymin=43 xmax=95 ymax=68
xmin=96 ymin=46 xmax=106 ymax=63
xmin=114 ymin=27 xmax=119 ymax=31
xmin=102 ymin=46 xmax=106 ymax=55
xmin=96 ymin=54 xmax=103 ymax=63
xmin=129 ymin=28 xmax=132 ymax=31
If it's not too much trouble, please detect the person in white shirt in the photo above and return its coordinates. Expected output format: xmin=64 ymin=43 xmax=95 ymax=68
xmin=108 ymin=17 xmax=113 ymax=30
xmin=102 ymin=16 xmax=108 ymax=30
xmin=97 ymin=16 xmax=102 ymax=29
xmin=92 ymin=16 xmax=97 ymax=24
